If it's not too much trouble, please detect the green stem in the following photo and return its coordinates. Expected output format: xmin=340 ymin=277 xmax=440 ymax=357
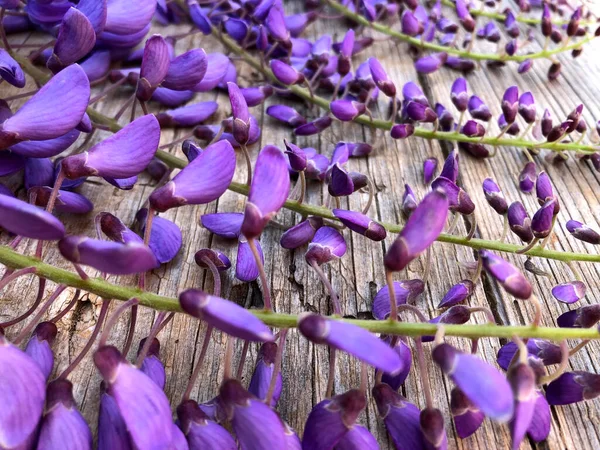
xmin=0 ymin=246 xmax=598 ymax=341
xmin=326 ymin=0 xmax=597 ymax=63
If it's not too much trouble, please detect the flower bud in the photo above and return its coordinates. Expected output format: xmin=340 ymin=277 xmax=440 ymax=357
xmin=450 ymin=387 xmax=485 ymax=438
xmin=480 ymin=250 xmax=532 ymax=299
xmin=566 ymin=219 xmax=600 ymax=244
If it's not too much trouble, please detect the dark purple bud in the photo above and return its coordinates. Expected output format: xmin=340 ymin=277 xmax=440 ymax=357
xmin=505 ymin=39 xmax=517 ymax=56
xmin=333 ymin=209 xmax=386 ymax=241
xmin=136 ymin=209 xmax=182 ymax=265
xmin=508 ymin=201 xmax=533 ymax=243
xmin=419 ymin=305 xmax=472 ymax=342
xmin=480 ymin=250 xmax=532 ymax=299
xmin=567 ymin=104 xmax=584 ymax=132
xmin=482 ymin=178 xmax=508 ymax=215
xmin=501 ymin=86 xmax=519 ymax=124
xmin=30 ymin=187 xmax=93 ymax=215
xmin=540 ymin=109 xmax=553 ymax=137
xmin=531 ymin=199 xmax=556 ymax=239
xmin=433 ymin=343 xmax=514 ymax=421
xmin=390 ymin=123 xmax=414 ymax=139
xmin=235 ymin=236 xmax=263 ymax=282
xmin=566 ymin=219 xmax=600 ymax=244
xmin=548 ymin=62 xmax=562 ymax=80
xmin=401 ymin=10 xmax=423 ymax=36
xmin=305 ymin=226 xmax=346 ymax=265
xmin=294 ymin=116 xmax=332 ymax=136
xmin=551 ymin=281 xmax=586 ymax=304
xmin=372 ymin=383 xmax=424 ymax=449
xmin=241 ymin=145 xmax=290 ymax=239
xmin=567 ymin=7 xmax=581 ymax=37
xmin=438 ymin=280 xmax=474 ymax=308
xmin=451 ymin=78 xmax=468 ymax=112
xmin=62 ymin=115 xmax=160 ymax=180
xmin=283 ymin=140 xmax=307 ymax=172
xmin=137 ymin=338 xmax=166 ymax=389
xmin=415 ymin=52 xmax=447 ymax=74
xmin=136 ymin=35 xmax=170 ymax=101
xmin=541 ymin=5 xmax=552 ymax=36
xmin=420 ymin=407 xmax=447 ymax=450
xmin=0 ymin=48 xmax=24 ymax=87
xmin=423 ymin=158 xmax=438 ymax=184
xmin=25 ymin=321 xmax=57 ymax=381
xmin=518 ymin=162 xmax=536 ymax=194
xmin=47 ymin=8 xmax=96 ymax=73
xmin=299 ymin=313 xmax=403 ymax=373
xmin=368 ymin=57 xmax=396 ymax=97
xmin=59 ymin=236 xmax=157 ymax=274
xmin=330 ymin=99 xmax=366 ymax=122
xmin=456 ymin=0 xmax=475 ymax=31
xmin=451 ymin=387 xmax=485 ymax=438
xmin=437 ymin=17 xmax=458 ymax=33
xmin=505 ymin=11 xmax=519 ymax=37
xmin=248 ymin=342 xmax=282 ymax=407
xmin=402 ymin=81 xmax=428 ymax=105
xmin=535 ymin=171 xmax=555 ymax=205
xmin=468 ymin=95 xmax=492 ymax=122
xmin=372 ymin=280 xmax=425 ymax=320
xmin=497 ymin=338 xmax=562 ymax=371
xmin=266 ymin=105 xmax=306 ymax=128
xmin=302 ymin=389 xmax=366 ymax=449
xmin=547 ymin=120 xmax=571 ymax=143
xmin=156 ymin=101 xmax=217 ymax=128
xmin=461 ymin=120 xmax=486 ymax=137
xmin=150 ymin=140 xmax=235 ymax=212
xmin=518 ymin=92 xmax=536 ymax=124
xmin=219 ymin=378 xmax=286 ymax=447
xmin=0 ymin=65 xmax=89 ymax=148
xmin=385 ymin=190 xmax=449 ymax=272
xmin=507 ymin=363 xmax=537 ymax=449
xmin=431 ymin=177 xmax=474 ymax=215
xmin=558 ymin=304 xmax=600 ymax=329
xmin=518 ymin=59 xmax=533 ymax=74
xmin=546 ymin=372 xmax=600 ymax=405
xmin=180 ymin=288 xmax=273 ymax=342
xmin=406 ymin=101 xmax=437 ymax=123
xmin=498 ymin=114 xmax=520 ymax=135
xmin=0 ymin=194 xmax=65 ymax=240
xmin=402 ymin=184 xmax=418 ymax=217
xmin=435 ymin=103 xmax=454 ymax=132
xmin=94 ymin=346 xmax=173 ymax=449
xmin=38 ymin=379 xmax=92 ymax=449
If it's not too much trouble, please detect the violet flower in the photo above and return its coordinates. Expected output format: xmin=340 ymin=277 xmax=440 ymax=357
xmin=468 ymin=95 xmax=492 ymax=122
xmin=11 ymin=129 xmax=81 ymax=159
xmin=450 ymin=78 xmax=468 ymax=112
xmin=136 ymin=35 xmax=171 ymax=101
xmin=0 ymin=64 xmax=89 ymax=149
xmin=333 ymin=209 xmax=386 ymax=241
xmin=518 ymin=92 xmax=536 ymax=124
xmin=236 ymin=236 xmax=264 ymax=282
xmin=508 ymin=362 xmax=537 ymax=450
xmin=552 ymin=281 xmax=586 ymax=304
xmin=0 ymin=48 xmax=25 ymax=87
xmin=482 ymin=178 xmax=508 ymax=215
xmin=546 ymin=372 xmax=600 ymax=405
xmin=302 ymin=389 xmax=366 ymax=449
xmin=480 ymin=250 xmax=532 ymax=299
xmin=372 ymin=280 xmax=425 ymax=320
xmin=179 ymin=288 xmax=274 ymax=342
xmin=451 ymin=387 xmax=485 ymax=438
xmin=423 ymin=157 xmax=438 ymax=184
xmin=94 ymin=346 xmax=174 ymax=449
xmin=0 ymin=194 xmax=65 ymax=240
xmin=557 ymin=304 xmax=600 ymax=328
xmin=136 ymin=208 xmax=182 ymax=265
xmin=227 ymin=82 xmax=250 ymax=145
xmin=241 ymin=145 xmax=290 ymax=239
xmin=270 ymin=59 xmax=305 ymax=85
xmin=390 ymin=123 xmax=414 ymax=139
xmin=156 ymin=101 xmax=218 ymax=127
xmin=97 ymin=389 xmax=131 ymax=450
xmin=280 ymin=217 xmax=323 ymax=250
xmin=294 ymin=116 xmax=332 ymax=136
xmin=507 ymin=202 xmax=533 ymax=243
xmin=384 ymin=189 xmax=449 ymax=272
xmin=177 ymin=399 xmax=237 ymax=450
xmin=531 ymin=199 xmax=556 ymax=239
xmin=566 ymin=220 xmax=600 ymax=244
xmin=149 ymin=140 xmax=236 ymax=212
xmin=25 ymin=322 xmax=57 ymax=381
xmin=137 ymin=338 xmax=166 ymax=390
xmin=438 ymin=280 xmax=475 ymax=308
xmin=402 ymin=184 xmax=417 ymax=217
xmin=62 ymin=115 xmax=160 ymax=181
xmin=497 ymin=338 xmax=562 ymax=371
xmin=518 ymin=162 xmax=537 ymax=193
xmin=305 ymin=226 xmax=347 ymax=266
xmin=298 ymin=313 xmax=403 ymax=374
xmin=201 ymin=212 xmax=243 ymax=239
xmin=266 ymin=105 xmax=307 ymax=128
xmin=248 ymin=342 xmax=282 ymax=407
xmin=330 ymin=99 xmax=366 ymax=122
xmin=47 ymin=7 xmax=96 ymax=73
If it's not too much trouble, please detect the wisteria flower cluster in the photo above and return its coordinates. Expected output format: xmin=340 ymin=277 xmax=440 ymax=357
xmin=0 ymin=0 xmax=598 ymax=449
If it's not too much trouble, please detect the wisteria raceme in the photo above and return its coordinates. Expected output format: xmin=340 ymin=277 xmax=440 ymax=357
xmin=1 ymin=1 xmax=600 ymax=449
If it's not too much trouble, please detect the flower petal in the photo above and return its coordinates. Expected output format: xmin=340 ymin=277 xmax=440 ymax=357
xmin=162 ymin=48 xmax=208 ymax=91
xmin=0 ymin=195 xmax=65 ymax=240
xmin=200 ymin=212 xmax=243 ymax=239
xmin=48 ymin=7 xmax=96 ymax=72
xmin=156 ymin=101 xmax=218 ymax=128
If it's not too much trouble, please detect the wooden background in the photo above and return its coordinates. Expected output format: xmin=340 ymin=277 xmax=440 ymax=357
xmin=1 ymin=2 xmax=600 ymax=449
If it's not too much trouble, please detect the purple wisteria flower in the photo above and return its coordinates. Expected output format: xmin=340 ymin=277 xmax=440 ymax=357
xmin=59 ymin=236 xmax=158 ymax=274
xmin=248 ymin=342 xmax=282 ymax=407
xmin=266 ymin=105 xmax=307 ymax=128
xmin=531 ymin=199 xmax=556 ymax=239
xmin=305 ymin=226 xmax=347 ymax=266
xmin=241 ymin=145 xmax=290 ymax=239
xmin=333 ymin=209 xmax=386 ymax=241
xmin=497 ymin=339 xmax=562 ymax=371
xmin=236 ymin=236 xmax=264 ymax=282
xmin=468 ymin=96 xmax=492 ymax=122
xmin=150 ymin=140 xmax=236 ymax=212
xmin=0 ymin=48 xmax=25 ymax=87
xmin=480 ymin=250 xmax=532 ymax=299
xmin=136 ymin=209 xmax=182 ymax=265
xmin=546 ymin=372 xmax=600 ymax=405
xmin=201 ymin=212 xmax=243 ymax=239
xmin=47 ymin=7 xmax=96 ymax=73
xmin=62 ymin=115 xmax=160 ymax=181
xmin=280 ymin=217 xmax=323 ymax=250
xmin=423 ymin=157 xmax=438 ymax=184
xmin=25 ymin=322 xmax=57 ymax=381
xmin=137 ymin=338 xmax=166 ymax=390
xmin=30 ymin=187 xmax=93 ymax=215
xmin=298 ymin=313 xmax=403 ymax=373
xmin=433 ymin=343 xmax=514 ymax=421
xmin=482 ymin=178 xmax=508 ymax=215
xmin=508 ymin=362 xmax=537 ymax=449
xmin=402 ymin=184 xmax=417 ymax=217
xmin=557 ymin=304 xmax=600 ymax=328
xmin=177 ymin=399 xmax=237 ymax=449
xmin=384 ymin=189 xmax=449 ymax=272
xmin=2 ymin=187 xmax=66 ymax=238
xmin=302 ymin=389 xmax=366 ymax=449
xmin=136 ymin=35 xmax=170 ymax=101
xmin=228 ymin=82 xmax=250 ymax=145
xmin=566 ymin=220 xmax=600 ymax=244
xmin=0 ymin=64 xmax=89 ymax=149
xmin=179 ymin=288 xmax=273 ymax=342
xmin=508 ymin=202 xmax=533 ymax=243
xmin=390 ymin=123 xmax=414 ymax=139
xmin=450 ymin=78 xmax=468 ymax=112
xmin=501 ymin=86 xmax=519 ymax=124
xmin=438 ymin=280 xmax=475 ymax=308
xmin=156 ymin=101 xmax=218 ymax=127
xmin=451 ymin=387 xmax=485 ymax=438
xmin=94 ymin=345 xmax=174 ymax=449
xmin=551 ymin=281 xmax=586 ymax=304
xmin=163 ymin=48 xmax=208 ymax=91
xmin=0 ymin=334 xmax=46 ymax=449
xmin=330 ymin=99 xmax=366 ymax=122
xmin=372 ymin=280 xmax=425 ymax=320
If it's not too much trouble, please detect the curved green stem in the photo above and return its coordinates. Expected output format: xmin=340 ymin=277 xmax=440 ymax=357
xmin=326 ymin=0 xmax=597 ymax=63
xmin=0 ymin=246 xmax=598 ymax=341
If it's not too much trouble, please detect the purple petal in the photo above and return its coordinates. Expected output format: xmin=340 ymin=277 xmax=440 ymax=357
xmin=151 ymin=87 xmax=194 ymax=107
xmin=179 ymin=288 xmax=273 ymax=342
xmin=480 ymin=250 xmax=532 ymax=299
xmin=497 ymin=339 xmax=562 ymax=371
xmin=137 ymin=35 xmax=171 ymax=101
xmin=552 ymin=281 xmax=586 ymax=304
xmin=193 ymin=53 xmax=230 ymax=92
xmin=48 ymin=7 xmax=96 ymax=72
xmin=157 ymin=101 xmax=218 ymax=128
xmin=298 ymin=313 xmax=403 ymax=374
xmin=150 ymin=140 xmax=236 ymax=212
xmin=137 ymin=209 xmax=182 ymax=265
xmin=0 ymin=195 xmax=65 ymax=240
xmin=24 ymin=322 xmax=57 ymax=381
xmin=335 ymin=425 xmax=378 ymax=450
xmin=58 ymin=236 xmax=158 ymax=274
xmin=236 ymin=237 xmax=263 ymax=282
xmin=98 ymin=391 xmax=130 ymax=450
xmin=280 ymin=217 xmax=323 ymax=249
xmin=31 ymin=187 xmax=94 ymax=214
xmin=24 ymin=157 xmax=54 ymax=190
xmin=380 ymin=337 xmax=413 ymax=390
xmin=248 ymin=342 xmax=282 ymax=407
xmin=305 ymin=226 xmax=346 ymax=265
xmin=241 ymin=145 xmax=290 ymax=239
xmin=177 ymin=400 xmax=236 ymax=449
xmin=0 ymin=64 xmax=89 ymax=146
xmin=0 ymin=336 xmax=46 ymax=449
xmin=201 ymin=212 xmax=243 ymax=239
xmin=80 ymin=51 xmax=111 ymax=83
xmin=546 ymin=372 xmax=589 ymax=405
xmin=163 ymin=48 xmax=207 ymax=91
xmin=11 ymin=129 xmax=80 ymax=158
xmin=0 ymin=48 xmax=24 ymax=87
xmin=527 ymin=392 xmax=550 ymax=442
xmin=438 ymin=280 xmax=474 ymax=308
xmin=0 ymin=151 xmax=25 ymax=176
xmin=104 ymin=0 xmax=155 ymax=35
xmin=76 ymin=0 xmax=106 ymax=34
xmin=333 ymin=209 xmax=386 ymax=241
xmin=266 ymin=105 xmax=306 ymax=128
xmin=137 ymin=338 xmax=166 ymax=390
xmin=372 ymin=280 xmax=425 ymax=320
xmin=450 ymin=387 xmax=485 ymax=438
xmin=97 ymin=23 xmax=150 ymax=49
xmin=62 ymin=115 xmax=160 ymax=180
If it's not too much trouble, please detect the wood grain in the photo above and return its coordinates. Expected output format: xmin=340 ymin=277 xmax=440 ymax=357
xmin=1 ymin=3 xmax=600 ymax=449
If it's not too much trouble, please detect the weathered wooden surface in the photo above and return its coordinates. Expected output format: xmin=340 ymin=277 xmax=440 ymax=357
xmin=2 ymin=3 xmax=600 ymax=449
